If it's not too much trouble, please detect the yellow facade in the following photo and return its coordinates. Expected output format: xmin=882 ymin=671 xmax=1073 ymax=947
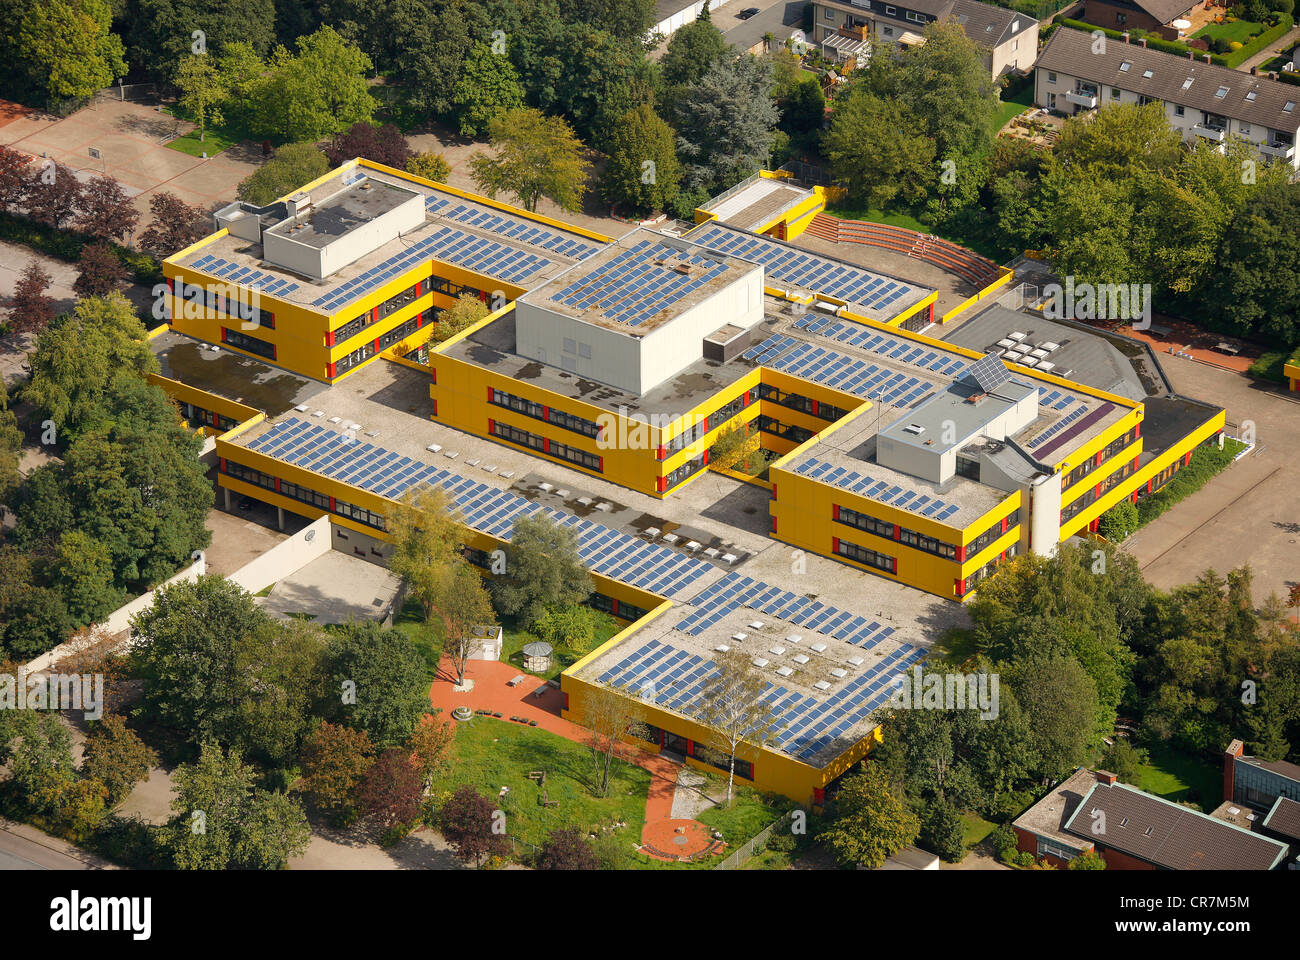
xmin=162 ymin=159 xmax=611 ymax=385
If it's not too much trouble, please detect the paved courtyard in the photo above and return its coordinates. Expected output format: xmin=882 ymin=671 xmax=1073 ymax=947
xmin=1122 ymin=355 xmax=1300 ymax=606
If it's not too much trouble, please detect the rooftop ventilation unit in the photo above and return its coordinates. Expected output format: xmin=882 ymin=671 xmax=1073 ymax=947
xmin=902 ymin=423 xmax=925 ymax=435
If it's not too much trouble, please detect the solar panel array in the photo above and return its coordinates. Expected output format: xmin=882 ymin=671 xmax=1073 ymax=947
xmin=549 ymin=239 xmax=729 ymax=328
xmin=741 ymin=336 xmax=934 ymax=407
xmin=792 ymin=457 xmax=962 ymax=522
xmin=425 ymin=196 xmax=601 ymax=260
xmin=1037 ymin=387 xmax=1082 ymax=413
xmin=244 ymin=418 xmax=714 ymax=598
xmin=793 ymin=314 xmax=970 ymax=377
xmin=593 ymin=571 xmax=927 ymax=761
xmin=963 ymin=352 xmax=1012 ymax=393
xmin=675 ymin=572 xmax=900 ymax=649
xmin=189 ymin=254 xmax=301 ymax=298
xmin=1028 ymin=404 xmax=1089 ymax=452
xmin=689 ymin=224 xmax=914 ymax=313
xmin=312 ymin=227 xmax=551 ymax=312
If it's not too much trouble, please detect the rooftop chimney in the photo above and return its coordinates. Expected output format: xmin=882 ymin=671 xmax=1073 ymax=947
xmin=1138 ymin=37 xmax=1147 ymax=46
xmin=1224 ymin=739 xmax=1244 ymax=805
xmin=1203 ymin=53 xmax=1211 ymax=63
xmin=1122 ymin=30 xmax=1130 ymax=43
xmin=1095 ymin=770 xmax=1118 ymax=785
xmin=1188 ymin=49 xmax=1195 ymax=59
xmin=1251 ymin=66 xmax=1259 ymax=75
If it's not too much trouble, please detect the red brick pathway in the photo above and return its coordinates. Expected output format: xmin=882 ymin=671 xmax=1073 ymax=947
xmin=429 ymin=657 xmax=722 ymax=862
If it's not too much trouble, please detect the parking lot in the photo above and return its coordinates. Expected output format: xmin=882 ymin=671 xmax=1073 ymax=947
xmin=1122 ymin=355 xmax=1300 ymax=606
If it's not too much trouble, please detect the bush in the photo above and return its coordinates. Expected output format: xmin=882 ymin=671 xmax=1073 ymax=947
xmin=919 ymin=801 xmax=967 ymax=862
xmin=766 ymin=831 xmax=799 ymax=853
xmin=1135 ymin=440 xmax=1245 ymax=527
xmin=989 ymin=821 xmax=1019 ymax=861
xmin=1097 ymin=499 xmax=1139 ymax=542
xmin=1248 ymin=351 xmax=1289 ymax=382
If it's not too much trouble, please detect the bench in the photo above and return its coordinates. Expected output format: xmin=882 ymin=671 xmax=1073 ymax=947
xmin=507 ymin=674 xmax=526 ymax=687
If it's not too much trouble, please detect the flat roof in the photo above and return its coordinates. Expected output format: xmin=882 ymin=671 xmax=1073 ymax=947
xmin=440 ymin=306 xmax=772 ymax=418
xmin=1012 ymin=767 xmax=1097 ymax=852
xmin=684 ymin=221 xmax=929 ymax=324
xmin=229 ymin=416 xmax=724 ymax=601
xmin=944 ymin=304 xmax=1151 ymax=401
xmin=151 ymin=330 xmax=326 ymax=415
xmin=576 ymin=569 xmax=930 ymax=768
xmin=699 ymin=176 xmax=814 ymax=232
xmin=517 ymin=229 xmax=757 ymax=334
xmin=174 ymin=167 xmax=605 ymax=316
xmin=266 ymin=178 xmax=417 ymax=249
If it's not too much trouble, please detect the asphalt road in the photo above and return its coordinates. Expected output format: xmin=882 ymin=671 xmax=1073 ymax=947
xmin=0 ymin=822 xmax=98 ymax=870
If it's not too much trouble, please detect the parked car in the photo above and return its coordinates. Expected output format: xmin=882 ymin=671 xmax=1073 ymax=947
xmin=738 ymin=7 xmax=759 ymax=19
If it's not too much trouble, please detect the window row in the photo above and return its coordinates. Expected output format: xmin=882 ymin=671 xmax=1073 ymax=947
xmin=489 ymin=419 xmax=604 ymax=472
xmin=179 ymin=283 xmax=275 ymax=329
xmin=967 ymin=508 xmax=1021 ymax=559
xmin=665 ymin=389 xmax=757 ymax=454
xmin=835 ymin=537 xmax=896 ymax=573
xmin=836 ymin=505 xmax=959 ymax=560
xmin=221 ymin=328 xmax=276 ymax=360
xmin=222 ymin=461 xmax=385 ymax=530
xmin=489 ymin=388 xmax=600 ymax=439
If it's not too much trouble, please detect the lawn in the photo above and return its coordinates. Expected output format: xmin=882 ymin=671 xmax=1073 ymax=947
xmin=961 ymin=811 xmax=997 ymax=850
xmin=994 ymin=82 xmax=1035 ymax=130
xmin=498 ymin=612 xmax=622 ymax=683
xmin=390 ymin=596 xmax=445 ymax=680
xmin=825 ymin=204 xmax=930 ymax=234
xmin=161 ymin=107 xmax=246 ymax=157
xmin=1193 ymin=18 xmax=1264 ymax=44
xmin=1131 ymin=746 xmax=1222 ymax=812
xmin=429 ymin=714 xmax=651 ymax=851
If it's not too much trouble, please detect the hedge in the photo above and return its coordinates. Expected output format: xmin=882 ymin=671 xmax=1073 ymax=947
xmin=1218 ymin=13 xmax=1294 ymax=68
xmin=1134 ymin=439 xmax=1247 ymax=528
xmin=0 ymin=210 xmax=161 ymax=286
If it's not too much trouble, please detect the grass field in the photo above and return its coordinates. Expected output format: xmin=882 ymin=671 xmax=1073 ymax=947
xmin=430 ymin=715 xmax=651 ymax=850
xmin=994 ymin=82 xmax=1036 ymax=130
xmin=961 ymin=811 xmax=998 ymax=850
xmin=1193 ymin=18 xmax=1264 ymax=44
xmin=1133 ymin=746 xmax=1222 ymax=812
xmin=825 ymin=205 xmax=930 ymax=233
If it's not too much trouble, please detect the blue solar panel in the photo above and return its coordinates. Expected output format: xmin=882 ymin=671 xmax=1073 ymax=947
xmin=244 ymin=418 xmax=713 ymax=598
xmin=688 ymin=224 xmax=914 ymax=314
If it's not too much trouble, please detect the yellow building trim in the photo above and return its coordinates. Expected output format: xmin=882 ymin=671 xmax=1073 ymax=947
xmin=938 ymin=266 xmax=1015 ymax=324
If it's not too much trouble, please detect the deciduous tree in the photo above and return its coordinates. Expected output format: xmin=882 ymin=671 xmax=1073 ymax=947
xmin=72 ymin=242 xmax=128 ymax=298
xmin=491 ymin=512 xmax=593 ymax=628
xmin=470 ymin=108 xmax=591 ymax=213
xmin=74 ymin=175 xmax=139 ymax=242
xmin=821 ymin=763 xmax=920 ymax=868
xmin=440 ymin=785 xmax=509 ymax=867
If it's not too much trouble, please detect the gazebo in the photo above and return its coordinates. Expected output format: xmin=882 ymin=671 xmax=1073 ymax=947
xmin=521 ymin=641 xmax=554 ymax=673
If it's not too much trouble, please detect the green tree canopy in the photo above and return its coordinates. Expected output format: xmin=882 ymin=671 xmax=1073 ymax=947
xmin=491 ymin=512 xmax=593 ymax=628
xmin=470 ymin=107 xmax=591 ymax=213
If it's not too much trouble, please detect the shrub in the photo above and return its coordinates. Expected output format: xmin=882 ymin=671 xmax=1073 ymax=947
xmin=766 ymin=831 xmax=799 ymax=854
xmin=1097 ymin=499 xmax=1139 ymax=542
xmin=989 ymin=821 xmax=1019 ymax=861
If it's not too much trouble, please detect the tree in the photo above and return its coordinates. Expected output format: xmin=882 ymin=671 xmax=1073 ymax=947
xmin=0 ymin=548 xmax=72 ymax=660
xmin=0 ymin=145 xmax=32 ymax=213
xmin=129 ymin=0 xmax=276 ymax=84
xmin=1012 ymin=656 xmax=1100 ymax=780
xmin=130 ymin=576 xmax=266 ymax=746
xmin=1068 ymin=849 xmax=1108 ymax=870
xmin=698 ymin=649 xmax=781 ymax=805
xmin=246 ymin=27 xmax=375 ymax=143
xmin=7 ymin=260 xmax=56 ymax=336
xmin=386 ymin=485 xmax=468 ymax=620
xmin=1205 ymin=180 xmax=1300 ymax=346
xmin=581 ymin=683 xmax=647 ymax=798
xmin=173 ymin=53 xmax=227 ymax=144
xmin=81 ymin=714 xmax=158 ymax=807
xmin=408 ymin=715 xmax=454 ymax=787
xmin=51 ymin=529 xmax=123 ymax=623
xmin=16 ymin=0 xmax=126 ymax=108
xmin=1097 ymin=500 xmax=1139 ymax=542
xmin=323 ymin=121 xmax=412 ymax=170
xmin=533 ymin=603 xmax=604 ymax=655
xmin=138 ymin=192 xmax=210 ymax=259
xmin=0 ymin=381 xmax=21 ymax=513
xmin=407 ymin=152 xmax=452 ymax=184
xmin=452 ymin=43 xmax=525 ymax=138
xmin=230 ymin=616 xmax=328 ymax=766
xmin=491 ymin=512 xmax=593 ymax=628
xmin=537 ymin=826 xmax=598 ymax=869
xmin=1099 ymin=739 xmax=1147 ymax=785
xmin=658 ymin=16 xmax=729 ymax=123
xmin=893 ymin=22 xmax=999 ymax=165
xmin=436 ymin=563 xmax=495 ymax=686
xmin=6 ymin=711 xmax=75 ymax=817
xmin=778 ymin=76 xmax=825 ymax=136
xmin=599 ymin=103 xmax=682 ymax=216
xmin=357 ymin=746 xmax=425 ymax=832
xmin=821 ymin=763 xmax=920 ymax=868
xmin=432 ymin=292 xmax=489 ymax=341
xmin=165 ymin=742 xmax=310 ymax=870
xmin=72 ymin=242 xmax=128 ymax=299
xmin=299 ymin=721 xmax=375 ymax=817
xmin=824 ymin=90 xmax=934 ymax=209
xmin=236 ymin=142 xmax=329 ymax=205
xmin=919 ymin=799 xmax=966 ymax=862
xmin=469 ymin=107 xmax=591 ymax=213
xmin=440 ymin=785 xmax=509 ymax=867
xmin=674 ymin=54 xmax=779 ymax=196
xmin=74 ymin=175 xmax=140 ymax=242
xmin=326 ymin=621 xmax=430 ymax=747
xmin=25 ymin=161 xmax=83 ymax=229
xmin=559 ymin=0 xmax=656 ymax=39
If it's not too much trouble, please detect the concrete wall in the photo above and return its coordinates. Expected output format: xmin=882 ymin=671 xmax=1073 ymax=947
xmin=25 ymin=554 xmax=208 ymax=671
xmin=226 ymin=514 xmax=333 ymax=595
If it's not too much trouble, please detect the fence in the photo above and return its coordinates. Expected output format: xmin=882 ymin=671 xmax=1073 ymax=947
xmin=714 ymin=809 xmax=797 ymax=870
xmin=96 ymin=82 xmax=159 ymax=103
xmin=779 ymin=160 xmax=833 ymax=187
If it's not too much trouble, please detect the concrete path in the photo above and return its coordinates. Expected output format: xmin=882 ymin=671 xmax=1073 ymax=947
xmin=0 ymin=817 xmax=117 ymax=869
